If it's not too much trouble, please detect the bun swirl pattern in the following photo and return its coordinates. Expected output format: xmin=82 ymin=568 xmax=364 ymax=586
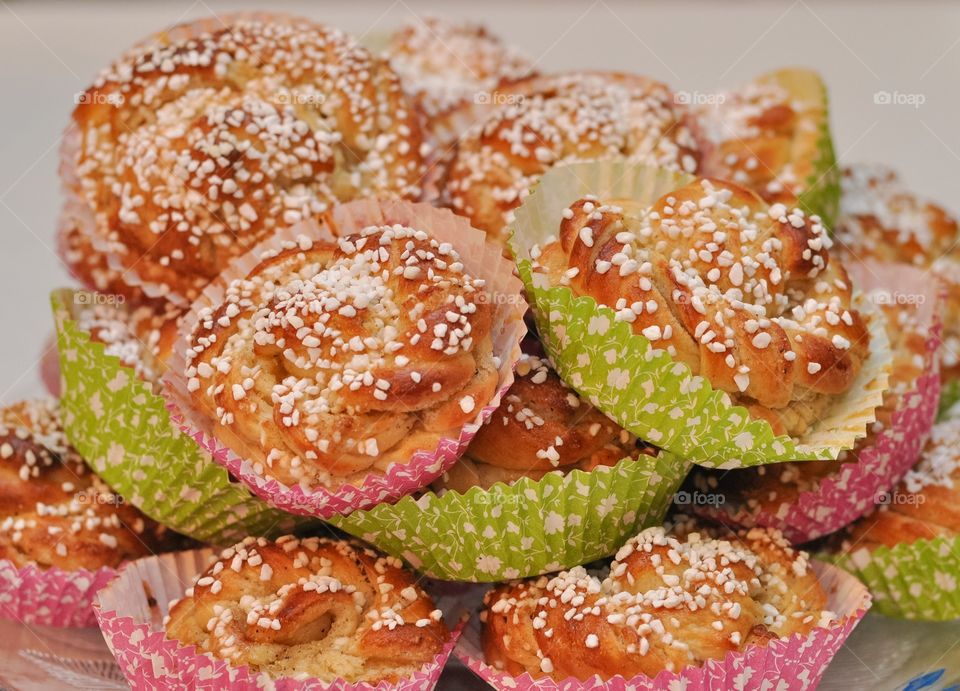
xmin=165 ymin=536 xmax=449 ymax=683
xmin=185 ymin=224 xmax=498 ymax=489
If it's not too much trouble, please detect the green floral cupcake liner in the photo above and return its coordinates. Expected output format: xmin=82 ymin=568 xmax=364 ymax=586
xmin=823 ymin=536 xmax=960 ymax=621
xmin=509 ymin=160 xmax=892 ymax=468
xmin=331 ymin=451 xmax=690 ymax=582
xmin=938 ymin=379 xmax=960 ymax=421
xmin=784 ymin=69 xmax=841 ymax=229
xmin=50 ymin=289 xmax=313 ymax=545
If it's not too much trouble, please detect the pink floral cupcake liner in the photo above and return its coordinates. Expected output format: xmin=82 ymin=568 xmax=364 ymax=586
xmin=95 ymin=548 xmax=462 ymax=690
xmin=40 ymin=332 xmax=61 ymax=396
xmin=0 ymin=559 xmax=116 ymax=628
xmin=455 ymin=561 xmax=871 ymax=691
xmin=692 ymin=261 xmax=942 ymax=544
xmin=163 ymin=200 xmax=526 ymax=519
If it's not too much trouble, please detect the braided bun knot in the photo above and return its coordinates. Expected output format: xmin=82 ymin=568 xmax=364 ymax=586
xmin=444 ymin=72 xmax=701 ymax=241
xmin=165 ymin=536 xmax=448 ymax=683
xmin=536 ymin=177 xmax=869 ymax=435
xmin=482 ymin=521 xmax=831 ymax=681
xmin=66 ymin=14 xmax=425 ymax=303
xmin=0 ymin=399 xmax=177 ymax=570
xmin=185 ymin=225 xmax=498 ymax=488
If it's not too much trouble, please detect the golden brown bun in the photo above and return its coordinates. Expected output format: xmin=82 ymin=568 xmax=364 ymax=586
xmin=0 ymin=399 xmax=184 ymax=570
xmin=435 ymin=353 xmax=652 ymax=492
xmin=534 ymin=179 xmax=869 ymax=437
xmin=58 ymin=216 xmax=154 ymax=307
xmin=836 ymin=164 xmax=958 ymax=267
xmin=63 ymin=13 xmax=425 ymax=304
xmin=443 ymin=72 xmax=701 ymax=243
xmin=482 ymin=518 xmax=831 ymax=681
xmin=186 ymin=226 xmax=498 ymax=489
xmin=845 ymin=418 xmax=960 ymax=549
xmin=692 ymin=296 xmax=930 ymax=516
xmin=384 ymin=16 xmax=534 ymax=144
xmin=165 ymin=536 xmax=449 ymax=684
xmin=835 ymin=163 xmax=960 ymax=379
xmin=696 ymin=68 xmax=828 ymax=209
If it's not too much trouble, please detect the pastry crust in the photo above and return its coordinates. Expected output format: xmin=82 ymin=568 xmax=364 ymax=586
xmin=63 ymin=13 xmax=425 ymax=304
xmin=534 ymin=178 xmax=869 ymax=437
xmin=697 ymin=68 xmax=828 ymax=210
xmin=443 ymin=72 xmax=701 ymax=243
xmin=692 ymin=295 xmax=930 ymax=517
xmin=185 ymin=225 xmax=498 ymax=488
xmin=165 ymin=536 xmax=449 ymax=684
xmin=435 ymin=352 xmax=652 ymax=492
xmin=481 ymin=518 xmax=831 ymax=681
xmin=0 ymin=399 xmax=183 ymax=570
xmin=59 ymin=215 xmax=153 ymax=307
xmin=384 ymin=16 xmax=534 ymax=143
xmin=836 ymin=163 xmax=960 ymax=379
xmin=836 ymin=164 xmax=958 ymax=266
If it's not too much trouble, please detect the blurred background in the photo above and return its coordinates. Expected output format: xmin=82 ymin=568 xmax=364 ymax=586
xmin=0 ymin=1 xmax=957 ymax=688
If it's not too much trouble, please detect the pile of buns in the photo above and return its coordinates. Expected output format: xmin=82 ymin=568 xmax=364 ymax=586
xmin=10 ymin=9 xmax=955 ymax=688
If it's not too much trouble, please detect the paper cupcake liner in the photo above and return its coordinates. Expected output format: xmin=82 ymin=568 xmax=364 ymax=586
xmin=796 ymin=73 xmax=841 ymax=230
xmin=0 ymin=559 xmax=115 ymax=628
xmin=823 ymin=536 xmax=960 ymax=621
xmin=330 ymin=451 xmax=691 ymax=582
xmin=164 ymin=200 xmax=527 ymax=519
xmin=510 ymin=160 xmax=892 ymax=467
xmin=50 ymin=289 xmax=309 ymax=545
xmin=938 ymin=378 xmax=960 ymax=421
xmin=41 ymin=332 xmax=61 ymax=396
xmin=456 ymin=560 xmax=870 ymax=691
xmin=691 ymin=262 xmax=942 ymax=543
xmin=95 ymin=547 xmax=462 ymax=690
